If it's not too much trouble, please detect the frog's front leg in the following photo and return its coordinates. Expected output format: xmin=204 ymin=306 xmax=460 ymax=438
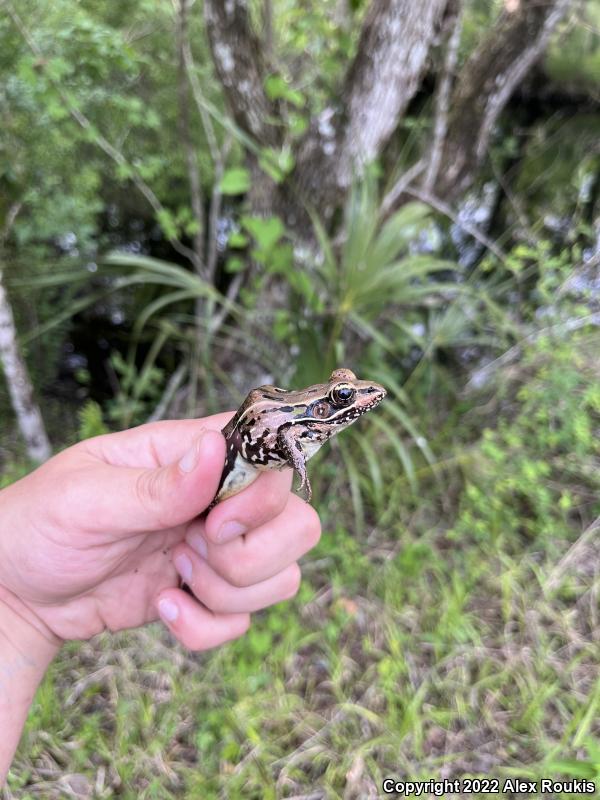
xmin=277 ymin=425 xmax=312 ymax=502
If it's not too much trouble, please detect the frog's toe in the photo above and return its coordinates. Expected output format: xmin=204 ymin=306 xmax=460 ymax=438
xmin=301 ymin=476 xmax=312 ymax=503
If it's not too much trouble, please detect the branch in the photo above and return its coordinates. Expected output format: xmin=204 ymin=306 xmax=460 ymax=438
xmin=467 ymin=310 xmax=600 ymax=390
xmin=337 ymin=0 xmax=449 ymax=185
xmin=422 ymin=0 xmax=464 ymax=193
xmin=209 ymin=270 xmax=243 ymax=335
xmin=1 ymin=203 xmax=23 ymax=244
xmin=405 ymin=186 xmax=507 ymax=263
xmin=262 ymin=0 xmax=273 ymax=61
xmin=436 ymin=0 xmax=574 ymax=200
xmin=381 ymin=159 xmax=426 ymax=218
xmin=206 ymin=137 xmax=231 ymax=284
xmin=181 ymin=18 xmax=220 ymax=165
xmin=293 ymin=0 xmax=449 ymax=216
xmin=146 ymin=362 xmax=188 ymax=422
xmin=203 ymin=0 xmax=279 ymax=146
xmin=175 ymin=0 xmax=205 ymax=278
xmin=180 ymin=21 xmax=231 ymax=284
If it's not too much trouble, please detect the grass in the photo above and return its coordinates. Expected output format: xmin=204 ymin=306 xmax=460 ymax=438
xmin=4 ymin=332 xmax=600 ymax=799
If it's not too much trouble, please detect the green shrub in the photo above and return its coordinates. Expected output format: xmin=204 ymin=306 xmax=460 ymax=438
xmin=449 ymin=333 xmax=600 ymax=552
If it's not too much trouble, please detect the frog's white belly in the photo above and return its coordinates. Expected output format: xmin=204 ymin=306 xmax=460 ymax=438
xmin=216 ymin=452 xmax=283 ymax=503
xmin=300 ymin=439 xmax=323 ymax=461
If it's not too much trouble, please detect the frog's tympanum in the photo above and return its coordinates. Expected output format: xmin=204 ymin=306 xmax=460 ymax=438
xmin=212 ymin=368 xmax=386 ymax=505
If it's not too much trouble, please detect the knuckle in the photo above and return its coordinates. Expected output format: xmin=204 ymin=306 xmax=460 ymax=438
xmin=210 ymin=539 xmax=254 ymax=588
xmin=223 ymin=554 xmax=253 ymax=588
xmin=137 ymin=469 xmax=159 ymax=505
xmin=258 ymin=478 xmax=288 ymax=519
xmin=200 ymin=585 xmax=228 ymax=614
xmin=135 ymin=468 xmax=170 ymax=528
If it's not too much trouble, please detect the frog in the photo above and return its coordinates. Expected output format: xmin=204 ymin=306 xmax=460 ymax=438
xmin=213 ymin=368 xmax=386 ymax=505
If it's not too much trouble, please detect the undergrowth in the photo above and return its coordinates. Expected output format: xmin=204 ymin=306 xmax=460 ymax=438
xmin=4 ymin=330 xmax=600 ymax=799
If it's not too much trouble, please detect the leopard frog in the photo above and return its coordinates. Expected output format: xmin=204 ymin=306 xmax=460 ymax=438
xmin=213 ymin=368 xmax=386 ymax=505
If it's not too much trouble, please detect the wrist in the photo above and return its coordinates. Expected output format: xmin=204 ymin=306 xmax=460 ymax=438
xmin=0 ymin=584 xmax=62 ymax=661
xmin=0 ymin=585 xmax=62 ymax=706
xmin=0 ymin=587 xmax=61 ymax=784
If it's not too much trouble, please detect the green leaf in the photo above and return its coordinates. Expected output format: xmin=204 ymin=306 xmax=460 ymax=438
xmin=272 ymin=310 xmax=291 ymax=342
xmin=264 ymin=74 xmax=305 ymax=108
xmin=219 ymin=167 xmax=251 ymax=195
xmin=241 ymin=215 xmax=285 ymax=251
xmin=225 ymin=256 xmax=245 ymax=273
xmin=268 ymin=242 xmax=294 ymax=273
xmin=545 ymin=759 xmax=599 ymax=779
xmin=258 ymin=147 xmax=295 ymax=183
xmin=289 ymin=112 xmax=308 ymax=136
xmin=228 ymin=231 xmax=249 ymax=248
xmin=286 ymin=270 xmax=313 ymax=300
xmin=156 ymin=208 xmax=178 ymax=241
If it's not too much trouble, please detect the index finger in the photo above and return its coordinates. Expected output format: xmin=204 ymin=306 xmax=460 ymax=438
xmin=204 ymin=468 xmax=294 ymax=544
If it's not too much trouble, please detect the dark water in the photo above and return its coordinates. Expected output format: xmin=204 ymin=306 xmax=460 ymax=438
xmin=48 ymin=211 xmax=192 ymax=409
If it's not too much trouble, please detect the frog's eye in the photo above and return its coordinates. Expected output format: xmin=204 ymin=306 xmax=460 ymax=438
xmin=311 ymin=400 xmax=331 ymax=419
xmin=330 ymin=384 xmax=356 ymax=406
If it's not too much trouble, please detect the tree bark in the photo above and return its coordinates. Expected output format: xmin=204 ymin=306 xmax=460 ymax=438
xmin=293 ymin=0 xmax=449 ymax=217
xmin=336 ymin=0 xmax=449 ymax=186
xmin=176 ymin=0 xmax=205 ymax=280
xmin=434 ymin=0 xmax=574 ymax=200
xmin=0 ymin=204 xmax=51 ymax=461
xmin=203 ymin=0 xmax=279 ymax=147
xmin=203 ymin=0 xmax=285 ymax=216
xmin=0 ymin=262 xmax=51 ymax=463
xmin=202 ymin=0 xmax=573 ymax=224
xmin=422 ymin=0 xmax=464 ymax=194
xmin=203 ymin=0 xmax=449 ymax=223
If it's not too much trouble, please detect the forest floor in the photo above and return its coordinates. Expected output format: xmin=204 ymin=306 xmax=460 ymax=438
xmin=3 ymin=331 xmax=600 ymax=800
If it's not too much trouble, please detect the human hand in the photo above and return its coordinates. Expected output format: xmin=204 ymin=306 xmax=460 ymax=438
xmin=0 ymin=415 xmax=321 ymax=650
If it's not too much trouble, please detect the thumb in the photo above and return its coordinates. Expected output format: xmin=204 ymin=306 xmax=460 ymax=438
xmin=104 ymin=430 xmax=226 ymax=532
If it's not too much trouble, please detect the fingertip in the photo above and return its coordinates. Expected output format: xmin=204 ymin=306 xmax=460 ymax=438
xmin=201 ymin=428 xmax=228 ymax=459
xmin=236 ymin=611 xmax=252 ymax=637
xmin=156 ymin=589 xmax=251 ymax=651
xmin=178 ymin=429 xmax=226 ymax=476
xmin=174 ymin=429 xmax=227 ymax=516
xmin=157 ymin=594 xmax=180 ymax=624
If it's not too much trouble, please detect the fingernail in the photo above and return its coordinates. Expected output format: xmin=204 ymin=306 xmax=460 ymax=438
xmin=187 ymin=531 xmax=208 ymax=559
xmin=158 ymin=598 xmax=179 ymax=623
xmin=179 ymin=434 xmax=204 ymax=473
xmin=217 ymin=520 xmax=247 ymax=543
xmin=175 ymin=553 xmax=193 ymax=584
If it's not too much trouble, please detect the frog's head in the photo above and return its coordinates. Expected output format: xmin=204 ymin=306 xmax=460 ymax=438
xmin=306 ymin=368 xmax=386 ymax=430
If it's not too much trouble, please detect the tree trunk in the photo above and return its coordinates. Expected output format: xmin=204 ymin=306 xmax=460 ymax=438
xmin=434 ymin=0 xmax=573 ymax=200
xmin=204 ymin=0 xmax=449 ymax=224
xmin=203 ymin=0 xmax=573 ymax=223
xmin=0 ymin=265 xmax=51 ymax=462
xmin=293 ymin=0 xmax=450 ymax=218
xmin=203 ymin=0 xmax=279 ymax=147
